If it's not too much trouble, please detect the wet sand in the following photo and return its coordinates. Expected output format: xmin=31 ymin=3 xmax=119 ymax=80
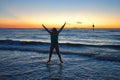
xmin=0 ymin=50 xmax=120 ymax=80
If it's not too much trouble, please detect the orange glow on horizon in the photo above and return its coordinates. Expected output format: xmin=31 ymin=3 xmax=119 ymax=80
xmin=0 ymin=23 xmax=120 ymax=28
xmin=0 ymin=17 xmax=120 ymax=28
xmin=0 ymin=22 xmax=120 ymax=28
xmin=0 ymin=0 xmax=120 ymax=29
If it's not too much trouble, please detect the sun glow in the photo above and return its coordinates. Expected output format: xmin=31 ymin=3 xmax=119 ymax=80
xmin=0 ymin=0 xmax=120 ymax=28
xmin=0 ymin=14 xmax=120 ymax=28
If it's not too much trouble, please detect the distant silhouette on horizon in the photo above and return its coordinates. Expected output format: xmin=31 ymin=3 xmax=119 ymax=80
xmin=42 ymin=22 xmax=66 ymax=63
xmin=92 ymin=24 xmax=95 ymax=31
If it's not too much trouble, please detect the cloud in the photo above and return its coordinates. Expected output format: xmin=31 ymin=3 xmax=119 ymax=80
xmin=66 ymin=20 xmax=82 ymax=25
xmin=76 ymin=21 xmax=82 ymax=24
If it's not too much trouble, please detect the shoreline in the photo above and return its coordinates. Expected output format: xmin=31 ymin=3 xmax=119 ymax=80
xmin=0 ymin=50 xmax=120 ymax=80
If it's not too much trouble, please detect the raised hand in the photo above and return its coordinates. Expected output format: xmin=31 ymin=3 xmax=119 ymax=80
xmin=58 ymin=22 xmax=66 ymax=33
xmin=42 ymin=24 xmax=51 ymax=33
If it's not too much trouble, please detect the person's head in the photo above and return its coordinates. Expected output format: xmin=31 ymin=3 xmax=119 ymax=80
xmin=52 ymin=28 xmax=57 ymax=33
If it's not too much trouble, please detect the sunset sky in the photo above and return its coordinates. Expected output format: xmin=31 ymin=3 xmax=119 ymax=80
xmin=0 ymin=0 xmax=120 ymax=28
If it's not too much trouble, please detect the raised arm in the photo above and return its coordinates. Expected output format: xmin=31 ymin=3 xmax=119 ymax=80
xmin=58 ymin=22 xmax=66 ymax=33
xmin=42 ymin=24 xmax=51 ymax=33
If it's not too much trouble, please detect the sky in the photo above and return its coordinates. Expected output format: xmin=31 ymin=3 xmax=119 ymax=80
xmin=0 ymin=0 xmax=120 ymax=28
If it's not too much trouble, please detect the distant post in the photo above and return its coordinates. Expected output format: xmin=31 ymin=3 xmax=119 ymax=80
xmin=92 ymin=24 xmax=95 ymax=31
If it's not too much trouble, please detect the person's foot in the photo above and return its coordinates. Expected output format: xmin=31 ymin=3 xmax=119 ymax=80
xmin=47 ymin=60 xmax=50 ymax=63
xmin=60 ymin=60 xmax=63 ymax=63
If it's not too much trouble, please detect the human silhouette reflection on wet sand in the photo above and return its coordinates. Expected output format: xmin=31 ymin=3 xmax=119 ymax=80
xmin=46 ymin=64 xmax=63 ymax=80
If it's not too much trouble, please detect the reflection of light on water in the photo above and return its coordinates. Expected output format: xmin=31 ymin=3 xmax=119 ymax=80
xmin=46 ymin=64 xmax=63 ymax=80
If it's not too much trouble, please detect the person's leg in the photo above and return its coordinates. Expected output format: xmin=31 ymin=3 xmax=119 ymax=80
xmin=48 ymin=46 xmax=54 ymax=63
xmin=55 ymin=45 xmax=63 ymax=63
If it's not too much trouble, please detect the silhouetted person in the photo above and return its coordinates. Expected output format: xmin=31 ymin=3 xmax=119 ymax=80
xmin=42 ymin=22 xmax=66 ymax=63
xmin=92 ymin=24 xmax=95 ymax=31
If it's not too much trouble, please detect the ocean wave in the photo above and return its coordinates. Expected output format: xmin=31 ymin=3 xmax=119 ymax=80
xmin=94 ymin=54 xmax=120 ymax=62
xmin=0 ymin=39 xmax=120 ymax=49
xmin=0 ymin=44 xmax=120 ymax=62
xmin=0 ymin=39 xmax=47 ymax=45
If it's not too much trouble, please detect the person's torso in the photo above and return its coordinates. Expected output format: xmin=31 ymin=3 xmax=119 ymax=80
xmin=50 ymin=33 xmax=58 ymax=45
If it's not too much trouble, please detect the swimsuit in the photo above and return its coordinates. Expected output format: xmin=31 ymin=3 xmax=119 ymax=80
xmin=50 ymin=33 xmax=58 ymax=47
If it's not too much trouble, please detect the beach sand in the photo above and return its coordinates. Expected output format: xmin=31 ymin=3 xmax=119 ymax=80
xmin=0 ymin=50 xmax=120 ymax=80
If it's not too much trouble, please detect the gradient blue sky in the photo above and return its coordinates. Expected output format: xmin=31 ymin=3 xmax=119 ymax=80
xmin=0 ymin=0 xmax=120 ymax=28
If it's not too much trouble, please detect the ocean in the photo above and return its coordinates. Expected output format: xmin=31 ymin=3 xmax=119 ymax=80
xmin=0 ymin=28 xmax=120 ymax=79
xmin=0 ymin=28 xmax=120 ymax=61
